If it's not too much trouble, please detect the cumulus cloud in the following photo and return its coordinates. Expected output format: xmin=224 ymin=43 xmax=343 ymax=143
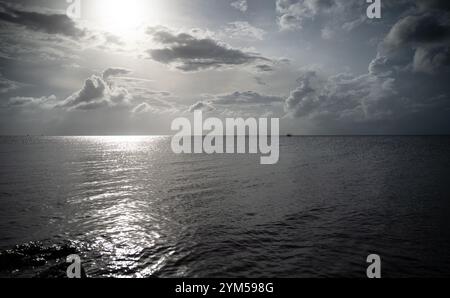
xmin=60 ymin=74 xmax=131 ymax=111
xmin=146 ymin=26 xmax=270 ymax=71
xmin=285 ymin=71 xmax=400 ymax=121
xmin=284 ymin=65 xmax=450 ymax=133
xmin=0 ymin=2 xmax=85 ymax=38
xmin=284 ymin=1 xmax=450 ymax=133
xmin=231 ymin=0 xmax=248 ymax=12
xmin=384 ymin=10 xmax=450 ymax=74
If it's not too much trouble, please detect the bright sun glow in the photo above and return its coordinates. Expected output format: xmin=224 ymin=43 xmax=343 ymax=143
xmin=96 ymin=0 xmax=156 ymax=36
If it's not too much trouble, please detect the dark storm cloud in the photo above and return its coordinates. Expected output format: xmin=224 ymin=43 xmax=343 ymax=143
xmin=416 ymin=0 xmax=450 ymax=12
xmin=284 ymin=2 xmax=450 ymax=134
xmin=146 ymin=27 xmax=270 ymax=71
xmin=413 ymin=46 xmax=450 ymax=74
xmin=0 ymin=1 xmax=85 ymax=38
xmin=385 ymin=15 xmax=450 ymax=48
xmin=384 ymin=11 xmax=450 ymax=74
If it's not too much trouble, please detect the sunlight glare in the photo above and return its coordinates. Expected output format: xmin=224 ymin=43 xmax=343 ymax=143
xmin=96 ymin=0 xmax=156 ymax=36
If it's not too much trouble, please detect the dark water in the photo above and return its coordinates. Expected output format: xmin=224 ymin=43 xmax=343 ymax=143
xmin=1 ymin=136 xmax=450 ymax=278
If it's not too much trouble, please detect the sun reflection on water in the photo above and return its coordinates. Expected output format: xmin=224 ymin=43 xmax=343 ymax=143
xmin=68 ymin=136 xmax=176 ymax=277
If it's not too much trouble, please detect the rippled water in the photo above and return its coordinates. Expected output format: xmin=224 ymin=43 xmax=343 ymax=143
xmin=1 ymin=136 xmax=450 ymax=278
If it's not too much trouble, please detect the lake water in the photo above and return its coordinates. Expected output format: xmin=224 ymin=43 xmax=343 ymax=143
xmin=1 ymin=136 xmax=450 ymax=278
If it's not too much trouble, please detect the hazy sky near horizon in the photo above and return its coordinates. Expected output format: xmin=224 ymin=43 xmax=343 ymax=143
xmin=0 ymin=0 xmax=450 ymax=135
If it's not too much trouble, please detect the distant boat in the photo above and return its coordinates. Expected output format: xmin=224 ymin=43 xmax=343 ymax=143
xmin=286 ymin=134 xmax=293 ymax=137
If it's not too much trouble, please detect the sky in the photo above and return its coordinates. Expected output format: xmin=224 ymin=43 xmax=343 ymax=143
xmin=0 ymin=0 xmax=449 ymax=135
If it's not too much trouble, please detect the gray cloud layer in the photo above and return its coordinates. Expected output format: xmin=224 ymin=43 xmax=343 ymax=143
xmin=146 ymin=27 xmax=270 ymax=71
xmin=0 ymin=1 xmax=85 ymax=38
xmin=189 ymin=91 xmax=283 ymax=115
xmin=102 ymin=67 xmax=132 ymax=80
xmin=212 ymin=91 xmax=283 ymax=105
xmin=0 ymin=72 xmax=21 ymax=93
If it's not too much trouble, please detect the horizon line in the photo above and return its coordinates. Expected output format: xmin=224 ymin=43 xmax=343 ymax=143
xmin=2 ymin=134 xmax=450 ymax=137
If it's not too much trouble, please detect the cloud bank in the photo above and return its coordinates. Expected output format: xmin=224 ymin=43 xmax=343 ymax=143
xmin=284 ymin=0 xmax=450 ymax=134
xmin=146 ymin=27 xmax=270 ymax=71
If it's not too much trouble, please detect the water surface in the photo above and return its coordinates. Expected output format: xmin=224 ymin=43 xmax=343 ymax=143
xmin=1 ymin=136 xmax=450 ymax=278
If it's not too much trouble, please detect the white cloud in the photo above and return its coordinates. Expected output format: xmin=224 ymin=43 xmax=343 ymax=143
xmin=231 ymin=0 xmax=248 ymax=12
xmin=276 ymin=0 xmax=337 ymax=30
xmin=8 ymin=95 xmax=57 ymax=109
xmin=60 ymin=74 xmax=131 ymax=111
xmin=188 ymin=101 xmax=215 ymax=113
xmin=223 ymin=22 xmax=266 ymax=41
